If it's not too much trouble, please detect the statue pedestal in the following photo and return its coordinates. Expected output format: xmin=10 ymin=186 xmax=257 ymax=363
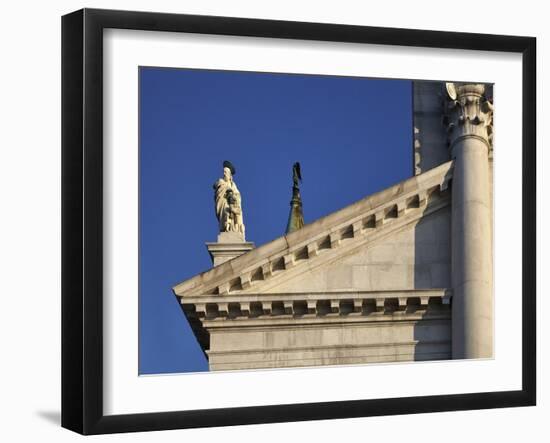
xmin=206 ymin=232 xmax=255 ymax=267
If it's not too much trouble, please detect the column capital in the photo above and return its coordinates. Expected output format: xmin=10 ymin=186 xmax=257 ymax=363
xmin=444 ymin=83 xmax=493 ymax=154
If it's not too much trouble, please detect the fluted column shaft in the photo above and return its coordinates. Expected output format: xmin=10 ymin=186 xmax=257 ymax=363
xmin=446 ymin=84 xmax=493 ymax=359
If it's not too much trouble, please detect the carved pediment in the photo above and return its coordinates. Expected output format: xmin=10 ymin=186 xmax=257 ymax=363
xmin=173 ymin=160 xmax=454 ymax=300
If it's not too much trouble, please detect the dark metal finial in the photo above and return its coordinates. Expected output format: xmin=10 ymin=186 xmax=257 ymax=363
xmin=286 ymin=162 xmax=305 ymax=234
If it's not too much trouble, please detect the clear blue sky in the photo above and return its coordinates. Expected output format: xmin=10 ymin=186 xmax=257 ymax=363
xmin=139 ymin=67 xmax=412 ymax=375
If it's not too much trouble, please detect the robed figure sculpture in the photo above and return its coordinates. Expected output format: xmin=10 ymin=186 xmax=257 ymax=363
xmin=213 ymin=160 xmax=245 ymax=237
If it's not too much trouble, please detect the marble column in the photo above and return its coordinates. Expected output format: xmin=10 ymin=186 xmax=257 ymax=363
xmin=445 ymin=83 xmax=493 ymax=359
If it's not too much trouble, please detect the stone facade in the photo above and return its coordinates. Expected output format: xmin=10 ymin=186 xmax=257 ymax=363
xmin=413 ymin=81 xmax=450 ymax=175
xmin=204 ymin=290 xmax=451 ymax=370
xmin=173 ymin=82 xmax=493 ymax=371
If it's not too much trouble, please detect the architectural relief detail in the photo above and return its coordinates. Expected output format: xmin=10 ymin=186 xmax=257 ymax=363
xmin=181 ymin=289 xmax=452 ymax=321
xmin=444 ymin=83 xmax=494 ymax=152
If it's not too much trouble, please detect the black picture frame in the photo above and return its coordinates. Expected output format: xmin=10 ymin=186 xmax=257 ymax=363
xmin=61 ymin=8 xmax=536 ymax=435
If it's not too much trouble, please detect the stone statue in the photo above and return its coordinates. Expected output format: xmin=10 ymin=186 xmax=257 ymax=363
xmin=213 ymin=160 xmax=245 ymax=237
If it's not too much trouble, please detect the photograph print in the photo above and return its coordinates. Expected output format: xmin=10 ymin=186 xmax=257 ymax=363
xmin=138 ymin=67 xmax=494 ymax=375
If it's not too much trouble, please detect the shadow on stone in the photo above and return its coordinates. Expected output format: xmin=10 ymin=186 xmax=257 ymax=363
xmin=413 ymin=201 xmax=452 ymax=362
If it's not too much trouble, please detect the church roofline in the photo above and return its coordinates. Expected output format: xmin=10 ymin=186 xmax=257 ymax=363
xmin=173 ymin=160 xmax=454 ymax=299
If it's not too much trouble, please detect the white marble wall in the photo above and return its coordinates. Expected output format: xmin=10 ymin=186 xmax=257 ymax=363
xmin=262 ymin=206 xmax=451 ymax=294
xmin=207 ymin=315 xmax=451 ymax=370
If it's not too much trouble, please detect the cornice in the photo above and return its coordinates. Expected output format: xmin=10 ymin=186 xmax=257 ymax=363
xmin=181 ymin=289 xmax=452 ymax=353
